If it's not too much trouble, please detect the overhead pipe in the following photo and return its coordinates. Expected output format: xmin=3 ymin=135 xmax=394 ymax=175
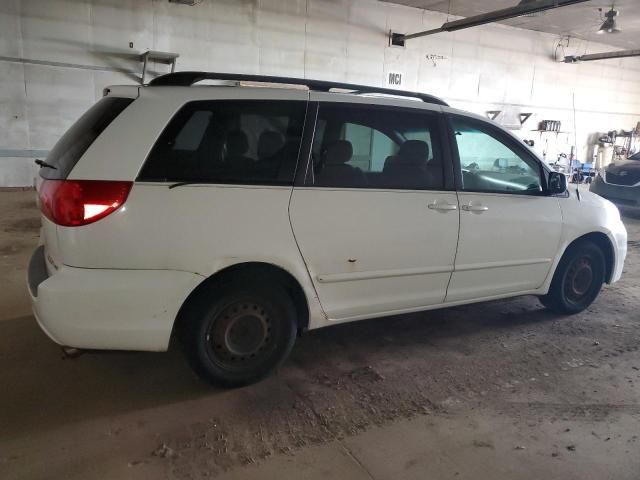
xmin=396 ymin=0 xmax=591 ymax=41
xmin=565 ymin=49 xmax=640 ymax=63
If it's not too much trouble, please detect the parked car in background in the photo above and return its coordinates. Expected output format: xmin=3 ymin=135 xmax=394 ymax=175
xmin=28 ymin=72 xmax=627 ymax=387
xmin=591 ymin=151 xmax=640 ymax=210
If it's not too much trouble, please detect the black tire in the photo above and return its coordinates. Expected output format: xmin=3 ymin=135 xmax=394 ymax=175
xmin=181 ymin=279 xmax=297 ymax=387
xmin=540 ymin=240 xmax=606 ymax=315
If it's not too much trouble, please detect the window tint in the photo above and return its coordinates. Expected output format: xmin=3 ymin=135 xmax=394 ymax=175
xmin=452 ymin=118 xmax=542 ymax=194
xmin=41 ymin=97 xmax=133 ymax=179
xmin=139 ymin=100 xmax=306 ymax=185
xmin=173 ymin=111 xmax=212 ymax=150
xmin=310 ymin=103 xmax=444 ymax=190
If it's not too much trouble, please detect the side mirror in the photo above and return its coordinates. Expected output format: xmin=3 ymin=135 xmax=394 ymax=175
xmin=548 ymin=171 xmax=567 ymax=195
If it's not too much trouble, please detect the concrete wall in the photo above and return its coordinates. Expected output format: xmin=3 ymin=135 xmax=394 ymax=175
xmin=1 ymin=0 xmax=640 ymax=186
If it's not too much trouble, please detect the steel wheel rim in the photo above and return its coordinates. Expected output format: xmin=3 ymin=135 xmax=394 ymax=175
xmin=206 ymin=302 xmax=272 ymax=368
xmin=565 ymin=255 xmax=595 ymax=303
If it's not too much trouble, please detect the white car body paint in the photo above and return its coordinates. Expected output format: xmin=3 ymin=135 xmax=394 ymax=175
xmin=28 ymin=84 xmax=627 ymax=351
xmin=30 ymin=264 xmax=203 ymax=351
xmin=553 ymin=189 xmax=627 ymax=284
xmin=289 ymin=187 xmax=459 ymax=320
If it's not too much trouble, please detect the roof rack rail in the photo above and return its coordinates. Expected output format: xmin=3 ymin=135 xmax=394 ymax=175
xmin=147 ymin=71 xmax=449 ymax=107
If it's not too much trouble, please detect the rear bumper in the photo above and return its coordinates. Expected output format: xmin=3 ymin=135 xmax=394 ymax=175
xmin=27 ymin=248 xmax=204 ymax=352
xmin=28 ymin=246 xmax=63 ymax=344
xmin=590 ymin=176 xmax=640 ymax=209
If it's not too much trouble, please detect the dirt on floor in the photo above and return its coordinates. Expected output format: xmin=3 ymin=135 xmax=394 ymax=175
xmin=0 ymin=190 xmax=638 ymax=480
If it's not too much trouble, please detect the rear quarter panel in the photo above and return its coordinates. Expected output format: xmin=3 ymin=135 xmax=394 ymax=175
xmin=58 ymin=86 xmax=325 ymax=327
xmin=58 ymin=183 xmax=326 ymax=327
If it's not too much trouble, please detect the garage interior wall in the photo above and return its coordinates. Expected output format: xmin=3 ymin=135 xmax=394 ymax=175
xmin=1 ymin=0 xmax=640 ymax=187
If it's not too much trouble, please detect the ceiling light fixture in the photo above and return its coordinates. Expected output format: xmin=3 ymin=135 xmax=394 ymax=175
xmin=564 ymin=48 xmax=640 ymax=63
xmin=394 ymin=0 xmax=589 ymax=42
xmin=597 ymin=8 xmax=621 ymax=34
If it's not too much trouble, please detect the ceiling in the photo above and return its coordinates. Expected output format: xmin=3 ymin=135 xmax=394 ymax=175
xmin=383 ymin=0 xmax=640 ymax=50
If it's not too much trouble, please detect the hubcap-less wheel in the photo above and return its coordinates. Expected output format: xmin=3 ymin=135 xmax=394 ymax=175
xmin=183 ymin=281 xmax=298 ymax=387
xmin=225 ymin=310 xmax=268 ymax=356
xmin=564 ymin=255 xmax=595 ymax=304
xmin=206 ymin=302 xmax=273 ymax=369
xmin=540 ymin=240 xmax=605 ymax=316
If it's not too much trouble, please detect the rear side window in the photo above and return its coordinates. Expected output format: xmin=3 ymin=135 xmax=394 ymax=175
xmin=308 ymin=103 xmax=444 ymax=190
xmin=138 ymin=100 xmax=307 ymax=185
xmin=41 ymin=97 xmax=134 ymax=179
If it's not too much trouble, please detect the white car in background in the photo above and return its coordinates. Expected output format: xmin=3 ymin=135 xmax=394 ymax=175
xmin=28 ymin=72 xmax=627 ymax=386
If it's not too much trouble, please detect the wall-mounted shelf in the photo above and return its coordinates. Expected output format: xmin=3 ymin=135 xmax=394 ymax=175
xmin=140 ymin=50 xmax=179 ymax=85
xmin=531 ymin=129 xmax=570 ymax=135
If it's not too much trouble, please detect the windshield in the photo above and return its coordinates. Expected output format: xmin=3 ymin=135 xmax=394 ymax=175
xmin=629 ymin=151 xmax=640 ymax=161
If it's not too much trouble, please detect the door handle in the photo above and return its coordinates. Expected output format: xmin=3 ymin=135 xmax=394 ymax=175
xmin=428 ymin=202 xmax=458 ymax=212
xmin=461 ymin=203 xmax=489 ymax=213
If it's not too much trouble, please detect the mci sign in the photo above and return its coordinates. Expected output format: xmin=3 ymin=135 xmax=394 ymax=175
xmin=385 ymin=71 xmax=403 ymax=88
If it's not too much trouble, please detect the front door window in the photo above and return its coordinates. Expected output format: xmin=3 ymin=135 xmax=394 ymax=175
xmin=452 ymin=118 xmax=542 ymax=194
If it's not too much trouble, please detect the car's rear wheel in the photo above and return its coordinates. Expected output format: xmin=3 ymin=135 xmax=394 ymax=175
xmin=540 ymin=240 xmax=605 ymax=315
xmin=182 ymin=281 xmax=297 ymax=387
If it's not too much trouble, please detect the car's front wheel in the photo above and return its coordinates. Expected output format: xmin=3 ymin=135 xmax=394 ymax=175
xmin=181 ymin=280 xmax=297 ymax=387
xmin=540 ymin=240 xmax=606 ymax=315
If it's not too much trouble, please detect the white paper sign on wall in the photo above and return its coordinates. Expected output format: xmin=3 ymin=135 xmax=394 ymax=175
xmin=385 ymin=71 xmax=404 ymax=88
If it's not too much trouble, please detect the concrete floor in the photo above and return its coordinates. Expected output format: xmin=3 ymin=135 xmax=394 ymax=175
xmin=1 ymin=189 xmax=639 ymax=480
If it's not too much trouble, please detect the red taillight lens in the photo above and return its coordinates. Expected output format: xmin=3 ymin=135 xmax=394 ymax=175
xmin=39 ymin=180 xmax=133 ymax=227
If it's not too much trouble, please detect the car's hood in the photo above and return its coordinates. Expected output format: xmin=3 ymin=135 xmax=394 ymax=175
xmin=561 ymin=188 xmax=624 ymax=254
xmin=567 ymin=188 xmax=621 ymax=226
xmin=574 ymin=188 xmax=612 ymax=208
xmin=606 ymin=159 xmax=640 ymax=173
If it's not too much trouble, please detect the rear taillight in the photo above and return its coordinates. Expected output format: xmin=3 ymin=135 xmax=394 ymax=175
xmin=39 ymin=180 xmax=133 ymax=227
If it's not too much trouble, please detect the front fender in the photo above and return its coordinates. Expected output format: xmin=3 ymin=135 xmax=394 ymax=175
xmin=540 ymin=191 xmax=627 ymax=292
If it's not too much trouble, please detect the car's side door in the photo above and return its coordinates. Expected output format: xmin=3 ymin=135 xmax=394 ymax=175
xmin=445 ymin=113 xmax=563 ymax=302
xmin=289 ymin=95 xmax=460 ymax=321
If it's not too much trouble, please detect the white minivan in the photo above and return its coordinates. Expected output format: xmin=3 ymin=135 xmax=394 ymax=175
xmin=28 ymin=72 xmax=627 ymax=386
